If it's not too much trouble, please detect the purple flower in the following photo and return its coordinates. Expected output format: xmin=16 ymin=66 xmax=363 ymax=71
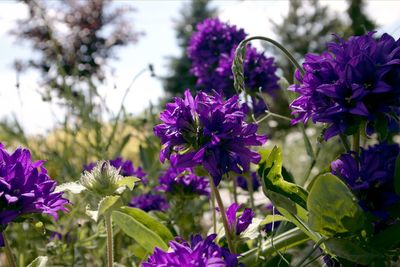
xmin=236 ymin=172 xmax=261 ymax=192
xmin=84 ymin=156 xmax=147 ymax=183
xmin=129 ymin=193 xmax=169 ymax=212
xmin=0 ymin=144 xmax=69 ymax=227
xmin=226 ymin=203 xmax=254 ymax=235
xmin=154 ymin=90 xmax=267 ymax=185
xmin=142 ymin=234 xmax=243 ymax=267
xmin=156 ymin=167 xmax=210 ymax=196
xmin=331 ymin=143 xmax=400 ymax=219
xmin=188 ymin=18 xmax=279 ymax=114
xmin=290 ymin=32 xmax=400 ymax=140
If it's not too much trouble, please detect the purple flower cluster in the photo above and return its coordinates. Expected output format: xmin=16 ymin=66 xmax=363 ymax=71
xmin=331 ymin=143 xmax=400 ymax=219
xmin=0 ymin=144 xmax=69 ymax=227
xmin=226 ymin=203 xmax=254 ymax=235
xmin=142 ymin=234 xmax=242 ymax=267
xmin=129 ymin=193 xmax=169 ymax=212
xmin=156 ymin=167 xmax=210 ymax=196
xmin=154 ymin=90 xmax=267 ymax=185
xmin=84 ymin=156 xmax=147 ymax=182
xmin=188 ymin=18 xmax=279 ymax=114
xmin=236 ymin=172 xmax=261 ymax=192
xmin=290 ymin=32 xmax=400 ymax=140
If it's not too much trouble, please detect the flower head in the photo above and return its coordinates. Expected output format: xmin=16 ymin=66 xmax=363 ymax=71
xmin=0 ymin=144 xmax=69 ymax=227
xmin=154 ymin=90 xmax=267 ymax=185
xmin=331 ymin=143 xmax=400 ymax=219
xmin=129 ymin=193 xmax=169 ymax=212
xmin=188 ymin=18 xmax=279 ymax=114
xmin=84 ymin=156 xmax=147 ymax=183
xmin=226 ymin=203 xmax=254 ymax=235
xmin=142 ymin=234 xmax=242 ymax=267
xmin=236 ymin=172 xmax=261 ymax=192
xmin=156 ymin=167 xmax=209 ymax=196
xmin=290 ymin=32 xmax=400 ymax=140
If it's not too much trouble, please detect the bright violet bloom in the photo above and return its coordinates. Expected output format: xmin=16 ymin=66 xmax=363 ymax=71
xmin=142 ymin=234 xmax=242 ymax=267
xmin=84 ymin=156 xmax=147 ymax=182
xmin=0 ymin=144 xmax=69 ymax=227
xmin=154 ymin=90 xmax=267 ymax=185
xmin=331 ymin=143 xmax=400 ymax=219
xmin=236 ymin=172 xmax=261 ymax=192
xmin=156 ymin=167 xmax=210 ymax=196
xmin=129 ymin=193 xmax=169 ymax=212
xmin=290 ymin=32 xmax=400 ymax=140
xmin=226 ymin=203 xmax=254 ymax=235
xmin=188 ymin=18 xmax=279 ymax=114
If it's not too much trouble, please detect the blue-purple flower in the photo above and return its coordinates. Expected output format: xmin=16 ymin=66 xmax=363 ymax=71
xmin=129 ymin=193 xmax=169 ymax=212
xmin=84 ymin=156 xmax=147 ymax=183
xmin=331 ymin=143 xmax=400 ymax=219
xmin=236 ymin=172 xmax=261 ymax=192
xmin=142 ymin=234 xmax=242 ymax=267
xmin=156 ymin=167 xmax=209 ymax=196
xmin=290 ymin=32 xmax=400 ymax=140
xmin=154 ymin=90 xmax=267 ymax=185
xmin=0 ymin=144 xmax=69 ymax=227
xmin=188 ymin=18 xmax=279 ymax=114
xmin=226 ymin=203 xmax=254 ymax=235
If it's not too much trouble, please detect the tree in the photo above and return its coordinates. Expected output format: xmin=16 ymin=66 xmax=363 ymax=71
xmin=163 ymin=0 xmax=216 ymax=97
xmin=271 ymin=0 xmax=346 ymax=83
xmin=346 ymin=0 xmax=376 ymax=36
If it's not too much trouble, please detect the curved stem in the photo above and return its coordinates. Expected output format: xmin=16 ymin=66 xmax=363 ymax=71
xmin=209 ymin=178 xmax=236 ymax=254
xmin=105 ymin=214 xmax=114 ymax=267
xmin=3 ymin=232 xmax=17 ymax=267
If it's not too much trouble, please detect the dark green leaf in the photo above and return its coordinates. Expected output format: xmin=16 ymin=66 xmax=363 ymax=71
xmin=394 ymin=154 xmax=400 ymax=195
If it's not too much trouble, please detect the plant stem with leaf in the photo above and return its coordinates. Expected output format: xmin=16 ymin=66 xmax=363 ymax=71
xmin=3 ymin=232 xmax=17 ymax=267
xmin=105 ymin=214 xmax=114 ymax=267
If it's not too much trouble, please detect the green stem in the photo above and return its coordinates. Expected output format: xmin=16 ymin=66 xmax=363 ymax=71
xmin=209 ymin=177 xmax=236 ymax=254
xmin=3 ymin=232 xmax=17 ymax=267
xmin=245 ymin=175 xmax=255 ymax=211
xmin=239 ymin=228 xmax=309 ymax=265
xmin=232 ymin=178 xmax=238 ymax=204
xmin=339 ymin=134 xmax=351 ymax=152
xmin=302 ymin=145 xmax=321 ymax=185
xmin=105 ymin=214 xmax=114 ymax=267
xmin=353 ymin=129 xmax=360 ymax=155
xmin=210 ymin=190 xmax=217 ymax=233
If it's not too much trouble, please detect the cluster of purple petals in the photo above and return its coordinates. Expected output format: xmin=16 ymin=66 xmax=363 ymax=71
xmin=142 ymin=234 xmax=242 ymax=267
xmin=226 ymin=203 xmax=254 ymax=235
xmin=129 ymin=193 xmax=169 ymax=212
xmin=236 ymin=172 xmax=261 ymax=192
xmin=154 ymin=90 xmax=267 ymax=185
xmin=290 ymin=32 xmax=400 ymax=140
xmin=156 ymin=167 xmax=210 ymax=196
xmin=331 ymin=143 xmax=400 ymax=219
xmin=188 ymin=18 xmax=279 ymax=115
xmin=0 ymin=144 xmax=69 ymax=227
xmin=84 ymin=156 xmax=147 ymax=183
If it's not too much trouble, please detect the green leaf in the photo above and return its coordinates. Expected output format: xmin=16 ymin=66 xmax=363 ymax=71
xmin=394 ymin=154 xmax=400 ymax=195
xmin=116 ymin=176 xmax=140 ymax=191
xmin=55 ymin=182 xmax=86 ymax=194
xmin=119 ymin=207 xmax=173 ymax=244
xmin=260 ymin=214 xmax=289 ymax=226
xmin=98 ymin=195 xmax=123 ymax=217
xmin=324 ymin=238 xmax=381 ymax=265
xmin=258 ymin=146 xmax=308 ymax=209
xmin=113 ymin=209 xmax=170 ymax=253
xmin=307 ymin=173 xmax=366 ymax=236
xmin=27 ymin=256 xmax=48 ymax=267
xmin=369 ymin=222 xmax=400 ymax=250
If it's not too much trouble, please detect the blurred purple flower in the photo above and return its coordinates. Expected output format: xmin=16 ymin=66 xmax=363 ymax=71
xmin=156 ymin=167 xmax=210 ymax=196
xmin=0 ymin=143 xmax=69 ymax=228
xmin=226 ymin=203 xmax=254 ymax=235
xmin=188 ymin=18 xmax=279 ymax=115
xmin=84 ymin=156 xmax=147 ymax=183
xmin=129 ymin=193 xmax=169 ymax=212
xmin=154 ymin=90 xmax=267 ymax=185
xmin=142 ymin=234 xmax=242 ymax=267
xmin=331 ymin=143 xmax=400 ymax=219
xmin=236 ymin=172 xmax=261 ymax=192
xmin=290 ymin=32 xmax=400 ymax=140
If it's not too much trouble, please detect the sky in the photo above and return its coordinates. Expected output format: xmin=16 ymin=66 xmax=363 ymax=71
xmin=0 ymin=0 xmax=399 ymax=134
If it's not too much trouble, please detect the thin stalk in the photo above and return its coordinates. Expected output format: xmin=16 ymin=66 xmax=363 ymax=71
xmin=209 ymin=178 xmax=236 ymax=254
xmin=3 ymin=233 xmax=17 ymax=267
xmin=353 ymin=129 xmax=360 ymax=155
xmin=105 ymin=214 xmax=114 ymax=267
xmin=240 ymin=227 xmax=309 ymax=265
xmin=295 ymin=238 xmax=326 ymax=267
xmin=339 ymin=134 xmax=351 ymax=152
xmin=210 ymin=190 xmax=217 ymax=233
xmin=302 ymin=145 xmax=321 ymax=185
xmin=245 ymin=175 xmax=255 ymax=211
xmin=232 ymin=178 xmax=238 ymax=204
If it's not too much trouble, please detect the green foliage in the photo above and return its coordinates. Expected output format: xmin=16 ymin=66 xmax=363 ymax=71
xmin=346 ymin=0 xmax=376 ymax=36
